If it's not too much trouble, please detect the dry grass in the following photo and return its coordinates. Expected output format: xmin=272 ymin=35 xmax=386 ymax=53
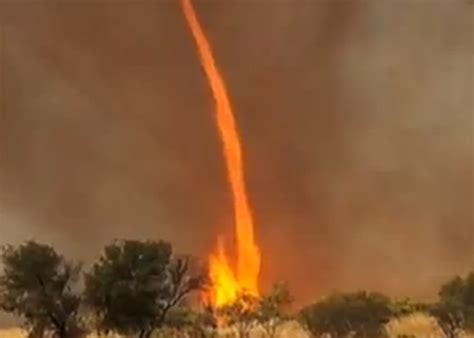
xmin=385 ymin=312 xmax=445 ymax=338
xmin=385 ymin=312 xmax=474 ymax=338
xmin=0 ymin=330 xmax=125 ymax=338
xmin=0 ymin=328 xmax=24 ymax=338
xmin=1 ymin=319 xmax=473 ymax=338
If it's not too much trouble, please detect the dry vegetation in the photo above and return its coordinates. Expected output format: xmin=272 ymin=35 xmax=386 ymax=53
xmin=1 ymin=316 xmax=473 ymax=338
xmin=385 ymin=313 xmax=474 ymax=338
xmin=1 ymin=243 xmax=472 ymax=338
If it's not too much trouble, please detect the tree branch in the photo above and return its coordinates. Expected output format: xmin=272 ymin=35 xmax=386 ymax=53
xmin=35 ymin=274 xmax=64 ymax=335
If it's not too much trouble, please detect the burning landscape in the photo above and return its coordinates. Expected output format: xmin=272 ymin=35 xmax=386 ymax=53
xmin=0 ymin=0 xmax=472 ymax=337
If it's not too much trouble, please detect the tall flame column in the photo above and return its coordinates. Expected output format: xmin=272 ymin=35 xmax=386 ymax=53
xmin=180 ymin=0 xmax=261 ymax=306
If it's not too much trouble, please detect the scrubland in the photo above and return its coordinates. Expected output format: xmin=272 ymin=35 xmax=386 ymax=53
xmin=1 ymin=314 xmax=473 ymax=338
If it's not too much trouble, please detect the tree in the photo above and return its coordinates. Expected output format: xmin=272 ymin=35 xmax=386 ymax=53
xmin=390 ymin=298 xmax=429 ymax=318
xmin=430 ymin=272 xmax=474 ymax=337
xmin=84 ymin=239 xmax=204 ymax=338
xmin=255 ymin=282 xmax=292 ymax=337
xmin=0 ymin=241 xmax=82 ymax=338
xmin=217 ymin=292 xmax=259 ymax=338
xmin=158 ymin=256 xmax=206 ymax=326
xmin=465 ymin=273 xmax=474 ymax=330
xmin=430 ymin=301 xmax=464 ymax=338
xmin=213 ymin=283 xmax=292 ymax=338
xmin=299 ymin=291 xmax=393 ymax=338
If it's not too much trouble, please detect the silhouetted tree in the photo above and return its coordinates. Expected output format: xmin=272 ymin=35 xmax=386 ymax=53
xmin=299 ymin=291 xmax=393 ymax=338
xmin=430 ymin=272 xmax=474 ymax=338
xmin=217 ymin=292 xmax=259 ymax=338
xmin=430 ymin=301 xmax=464 ymax=338
xmin=212 ymin=283 xmax=292 ymax=338
xmin=255 ymin=282 xmax=292 ymax=337
xmin=0 ymin=241 xmax=82 ymax=338
xmin=84 ymin=239 xmax=204 ymax=338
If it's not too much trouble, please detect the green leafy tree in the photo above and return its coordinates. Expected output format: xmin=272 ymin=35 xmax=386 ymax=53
xmin=299 ymin=291 xmax=393 ymax=338
xmin=0 ymin=241 xmax=82 ymax=338
xmin=84 ymin=240 xmax=204 ymax=338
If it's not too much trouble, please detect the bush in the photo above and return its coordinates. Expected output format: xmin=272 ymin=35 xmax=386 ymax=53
xmin=300 ymin=291 xmax=393 ymax=338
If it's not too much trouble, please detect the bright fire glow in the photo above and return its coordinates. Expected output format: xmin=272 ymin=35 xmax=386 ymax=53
xmin=180 ymin=0 xmax=261 ymax=307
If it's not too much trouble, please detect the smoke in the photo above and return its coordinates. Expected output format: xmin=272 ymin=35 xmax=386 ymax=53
xmin=0 ymin=0 xmax=472 ymax=319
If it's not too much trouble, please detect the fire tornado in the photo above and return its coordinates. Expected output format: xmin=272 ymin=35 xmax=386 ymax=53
xmin=180 ymin=0 xmax=261 ymax=306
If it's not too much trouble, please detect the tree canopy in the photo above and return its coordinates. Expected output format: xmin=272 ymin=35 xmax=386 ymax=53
xmin=0 ymin=241 xmax=82 ymax=338
xmin=300 ymin=291 xmax=393 ymax=338
xmin=83 ymin=239 xmax=204 ymax=338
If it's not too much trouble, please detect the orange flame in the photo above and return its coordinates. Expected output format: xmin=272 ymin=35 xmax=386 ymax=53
xmin=180 ymin=0 xmax=261 ymax=306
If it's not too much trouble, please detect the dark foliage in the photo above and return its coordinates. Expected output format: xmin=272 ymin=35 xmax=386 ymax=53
xmin=430 ymin=272 xmax=474 ymax=338
xmin=0 ymin=241 xmax=82 ymax=338
xmin=83 ymin=239 xmax=204 ymax=338
xmin=299 ymin=291 xmax=393 ymax=338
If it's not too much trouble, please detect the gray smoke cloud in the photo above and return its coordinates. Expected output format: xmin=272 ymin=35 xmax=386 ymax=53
xmin=0 ymin=0 xmax=472 ymax=324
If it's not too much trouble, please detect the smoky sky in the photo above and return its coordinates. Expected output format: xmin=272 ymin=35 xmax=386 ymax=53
xmin=0 ymin=0 xmax=473 ymax=318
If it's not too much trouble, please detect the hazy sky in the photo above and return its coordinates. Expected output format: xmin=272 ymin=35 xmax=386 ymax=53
xmin=0 ymin=0 xmax=472 ymax=324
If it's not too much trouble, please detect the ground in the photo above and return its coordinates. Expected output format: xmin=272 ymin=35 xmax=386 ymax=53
xmin=1 ymin=315 xmax=473 ymax=338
